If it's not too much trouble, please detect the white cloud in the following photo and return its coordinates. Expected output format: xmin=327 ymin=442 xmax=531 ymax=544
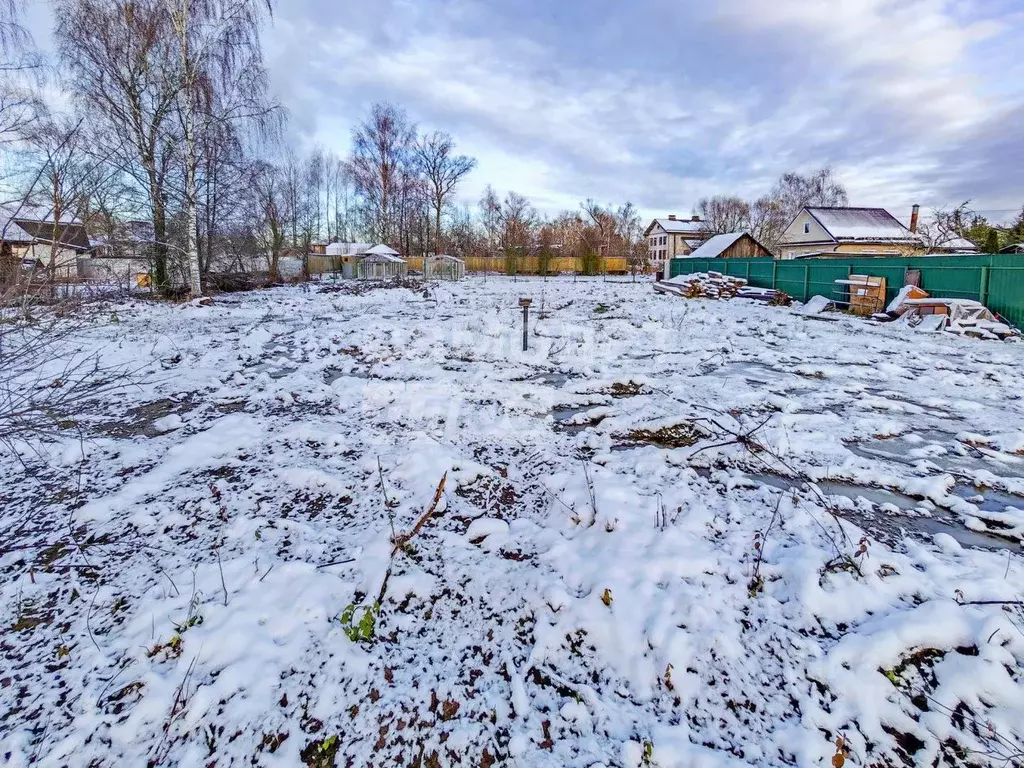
xmin=261 ymin=0 xmax=1024 ymax=217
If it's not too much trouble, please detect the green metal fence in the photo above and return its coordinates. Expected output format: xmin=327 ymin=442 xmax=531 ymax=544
xmin=668 ymin=254 xmax=1024 ymax=327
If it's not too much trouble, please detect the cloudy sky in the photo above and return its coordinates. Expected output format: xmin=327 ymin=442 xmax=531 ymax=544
xmin=26 ymin=0 xmax=1024 ymax=223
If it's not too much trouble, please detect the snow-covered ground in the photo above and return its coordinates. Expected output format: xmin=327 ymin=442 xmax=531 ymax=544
xmin=3 ymin=275 xmax=1024 ymax=767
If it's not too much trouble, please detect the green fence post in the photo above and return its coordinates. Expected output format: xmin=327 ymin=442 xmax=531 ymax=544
xmin=772 ymin=260 xmax=777 ymax=292
xmin=803 ymin=264 xmax=810 ymax=301
xmin=980 ymin=266 xmax=990 ymax=306
xmin=745 ymin=261 xmax=750 ymax=282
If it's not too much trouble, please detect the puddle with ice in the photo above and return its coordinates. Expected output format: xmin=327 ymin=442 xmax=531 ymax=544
xmin=551 ymin=406 xmax=604 ymax=435
xmin=324 ymin=367 xmax=372 ymax=384
xmin=950 ymin=484 xmax=1024 ymax=515
xmin=740 ymin=472 xmax=1014 ymax=551
xmin=848 ymin=432 xmax=1024 ymax=479
xmin=703 ymin=361 xmax=783 ymax=383
xmin=534 ymin=372 xmax=575 ymax=388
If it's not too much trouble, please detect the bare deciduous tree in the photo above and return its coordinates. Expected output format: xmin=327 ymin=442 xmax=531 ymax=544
xmin=499 ymin=191 xmax=535 ymax=276
xmin=250 ymin=161 xmax=287 ymax=281
xmin=696 ymin=195 xmax=751 ymax=235
xmin=413 ymin=130 xmax=475 ymax=255
xmin=347 ymin=102 xmax=416 ymax=244
xmin=57 ymin=0 xmax=182 ymax=291
xmin=24 ymin=117 xmax=104 ymax=288
xmin=0 ymin=0 xmax=43 ymax=148
xmin=167 ymin=0 xmax=276 ymax=297
xmin=615 ymin=202 xmax=644 ymax=278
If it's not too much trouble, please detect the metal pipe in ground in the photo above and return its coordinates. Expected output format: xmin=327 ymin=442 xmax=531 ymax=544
xmin=519 ymin=297 xmax=532 ymax=351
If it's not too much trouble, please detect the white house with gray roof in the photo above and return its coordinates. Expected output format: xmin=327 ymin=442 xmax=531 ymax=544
xmin=643 ymin=215 xmax=711 ymax=273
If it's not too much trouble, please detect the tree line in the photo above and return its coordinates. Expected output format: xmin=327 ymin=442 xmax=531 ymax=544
xmin=0 ymin=1 xmax=651 ymax=297
xmin=4 ymin=1 xmax=1018 ymax=300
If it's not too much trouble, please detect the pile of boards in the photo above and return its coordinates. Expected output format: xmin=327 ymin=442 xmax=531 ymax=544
xmin=655 ymin=272 xmax=788 ymax=303
xmin=654 ymin=272 xmax=747 ymax=299
xmin=886 ymin=286 xmax=1019 ymax=340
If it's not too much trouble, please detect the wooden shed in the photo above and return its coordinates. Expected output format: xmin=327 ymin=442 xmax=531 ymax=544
xmin=423 ymin=254 xmax=465 ymax=281
xmin=683 ymin=232 xmax=772 ymax=260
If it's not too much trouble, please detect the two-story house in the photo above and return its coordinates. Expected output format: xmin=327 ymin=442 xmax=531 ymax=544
xmin=777 ymin=206 xmax=923 ymax=260
xmin=643 ymin=215 xmax=710 ymax=273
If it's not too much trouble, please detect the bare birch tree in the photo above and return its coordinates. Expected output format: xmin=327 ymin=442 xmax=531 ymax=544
xmin=56 ymin=0 xmax=182 ymax=291
xmin=166 ymin=0 xmax=276 ymax=297
xmin=347 ymin=103 xmax=416 ymax=244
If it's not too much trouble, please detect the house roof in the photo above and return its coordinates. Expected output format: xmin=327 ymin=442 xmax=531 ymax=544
xmin=325 ymin=242 xmax=373 ymax=256
xmin=12 ymin=219 xmax=92 ymax=250
xmin=681 ymin=232 xmax=762 ymax=259
xmin=804 ymin=207 xmax=919 ymax=242
xmin=999 ymin=243 xmax=1024 ymax=254
xmin=931 ymin=236 xmax=979 ymax=252
xmin=1 ymin=204 xmax=91 ymax=249
xmin=0 ymin=217 xmax=34 ymax=243
xmin=645 ymin=218 xmax=705 ymax=236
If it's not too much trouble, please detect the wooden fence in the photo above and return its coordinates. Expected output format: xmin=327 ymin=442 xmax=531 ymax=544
xmin=309 ymin=254 xmax=631 ymax=276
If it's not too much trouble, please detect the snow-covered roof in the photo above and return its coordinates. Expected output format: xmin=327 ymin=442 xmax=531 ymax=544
xmin=429 ymin=254 xmax=465 ymax=263
xmin=0 ymin=216 xmax=34 ymax=243
xmin=2 ymin=203 xmax=81 ymax=226
xmin=360 ymin=252 xmax=406 ymax=264
xmin=806 ymin=207 xmax=918 ymax=242
xmin=999 ymin=243 xmax=1024 ymax=254
xmin=325 ymin=242 xmax=373 ymax=256
xmin=363 ymin=244 xmax=401 ymax=256
xmin=684 ymin=232 xmax=746 ymax=259
xmin=931 ymin=236 xmax=979 ymax=252
xmin=647 ymin=218 xmax=705 ymax=235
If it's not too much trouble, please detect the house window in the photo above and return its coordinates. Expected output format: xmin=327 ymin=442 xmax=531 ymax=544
xmin=804 ymin=222 xmax=810 ymax=234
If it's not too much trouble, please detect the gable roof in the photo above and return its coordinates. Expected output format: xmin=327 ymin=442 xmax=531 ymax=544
xmin=931 ymin=235 xmax=979 ymax=252
xmin=804 ymin=207 xmax=918 ymax=242
xmin=0 ymin=217 xmax=34 ymax=243
xmin=682 ymin=232 xmax=767 ymax=259
xmin=325 ymin=242 xmax=373 ymax=256
xmin=645 ymin=218 xmax=706 ymax=236
xmin=363 ymin=244 xmax=401 ymax=256
xmin=1 ymin=205 xmax=91 ymax=249
xmin=360 ymin=251 xmax=405 ymax=263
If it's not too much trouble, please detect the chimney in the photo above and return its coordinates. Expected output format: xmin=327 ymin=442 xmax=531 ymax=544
xmin=691 ymin=215 xmax=700 ymax=222
xmin=910 ymin=204 xmax=920 ymax=234
xmin=668 ymin=214 xmax=676 ymax=221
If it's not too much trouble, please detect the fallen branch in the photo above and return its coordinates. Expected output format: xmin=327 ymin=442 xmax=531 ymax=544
xmin=391 ymin=472 xmax=448 ymax=556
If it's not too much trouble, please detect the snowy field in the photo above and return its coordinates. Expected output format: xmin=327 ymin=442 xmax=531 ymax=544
xmin=3 ymin=275 xmax=1024 ymax=767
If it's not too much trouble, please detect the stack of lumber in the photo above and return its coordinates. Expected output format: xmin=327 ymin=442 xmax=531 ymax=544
xmin=654 ymin=272 xmax=749 ymax=299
